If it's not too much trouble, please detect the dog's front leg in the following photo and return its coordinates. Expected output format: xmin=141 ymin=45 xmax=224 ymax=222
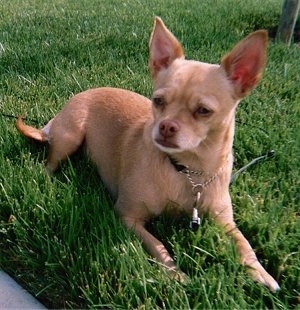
xmin=228 ymin=225 xmax=280 ymax=292
xmin=121 ymin=215 xmax=187 ymax=282
xmin=213 ymin=206 xmax=280 ymax=292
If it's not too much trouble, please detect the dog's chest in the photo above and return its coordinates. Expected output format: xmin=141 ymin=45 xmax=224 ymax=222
xmin=154 ymin=168 xmax=200 ymax=215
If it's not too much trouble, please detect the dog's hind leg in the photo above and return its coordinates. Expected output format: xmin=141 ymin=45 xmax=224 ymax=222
xmin=17 ymin=117 xmax=85 ymax=172
xmin=45 ymin=131 xmax=85 ymax=172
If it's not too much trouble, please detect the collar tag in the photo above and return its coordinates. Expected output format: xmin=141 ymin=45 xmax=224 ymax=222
xmin=190 ymin=192 xmax=201 ymax=231
xmin=190 ymin=207 xmax=201 ymax=231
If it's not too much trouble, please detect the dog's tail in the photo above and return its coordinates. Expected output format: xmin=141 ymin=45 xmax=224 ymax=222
xmin=16 ymin=117 xmax=49 ymax=142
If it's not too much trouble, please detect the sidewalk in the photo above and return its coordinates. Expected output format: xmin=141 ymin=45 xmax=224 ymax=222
xmin=0 ymin=271 xmax=46 ymax=309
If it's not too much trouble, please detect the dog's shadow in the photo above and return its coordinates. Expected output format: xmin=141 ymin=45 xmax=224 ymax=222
xmin=11 ymin=140 xmax=264 ymax=286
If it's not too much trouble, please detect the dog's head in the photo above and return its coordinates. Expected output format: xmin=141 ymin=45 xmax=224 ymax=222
xmin=149 ymin=17 xmax=267 ymax=155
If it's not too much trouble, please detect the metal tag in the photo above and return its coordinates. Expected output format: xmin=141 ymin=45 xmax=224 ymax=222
xmin=190 ymin=207 xmax=201 ymax=230
xmin=190 ymin=192 xmax=201 ymax=231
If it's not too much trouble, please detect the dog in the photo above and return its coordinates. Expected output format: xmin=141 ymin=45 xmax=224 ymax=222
xmin=17 ymin=17 xmax=280 ymax=292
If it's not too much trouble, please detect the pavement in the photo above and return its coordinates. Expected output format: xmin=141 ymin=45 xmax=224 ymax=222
xmin=0 ymin=271 xmax=46 ymax=309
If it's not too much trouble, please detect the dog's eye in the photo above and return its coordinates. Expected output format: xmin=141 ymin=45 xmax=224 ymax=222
xmin=153 ymin=97 xmax=165 ymax=108
xmin=194 ymin=106 xmax=212 ymax=117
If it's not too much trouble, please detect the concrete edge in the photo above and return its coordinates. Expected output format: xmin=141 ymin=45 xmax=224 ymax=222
xmin=0 ymin=270 xmax=46 ymax=309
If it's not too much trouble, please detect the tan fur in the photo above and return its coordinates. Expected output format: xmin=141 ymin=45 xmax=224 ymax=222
xmin=16 ymin=17 xmax=279 ymax=292
xmin=17 ymin=117 xmax=48 ymax=142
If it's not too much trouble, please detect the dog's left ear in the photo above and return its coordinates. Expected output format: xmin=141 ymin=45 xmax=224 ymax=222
xmin=221 ymin=30 xmax=268 ymax=98
xmin=149 ymin=17 xmax=184 ymax=78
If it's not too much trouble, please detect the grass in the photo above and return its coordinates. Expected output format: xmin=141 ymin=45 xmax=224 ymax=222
xmin=0 ymin=0 xmax=299 ymax=308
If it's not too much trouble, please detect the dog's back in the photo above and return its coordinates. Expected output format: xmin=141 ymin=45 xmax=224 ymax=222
xmin=17 ymin=87 xmax=152 ymax=186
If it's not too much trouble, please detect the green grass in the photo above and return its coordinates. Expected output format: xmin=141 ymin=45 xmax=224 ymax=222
xmin=0 ymin=0 xmax=299 ymax=308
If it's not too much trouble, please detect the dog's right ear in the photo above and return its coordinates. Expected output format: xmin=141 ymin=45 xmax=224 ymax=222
xmin=149 ymin=17 xmax=184 ymax=78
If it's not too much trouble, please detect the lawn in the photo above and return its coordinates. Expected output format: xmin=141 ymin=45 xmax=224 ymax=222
xmin=0 ymin=0 xmax=299 ymax=308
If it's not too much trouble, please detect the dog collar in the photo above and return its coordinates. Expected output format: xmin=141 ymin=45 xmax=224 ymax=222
xmin=168 ymin=155 xmax=222 ymax=188
xmin=168 ymin=155 xmax=187 ymax=172
xmin=168 ymin=155 xmax=225 ymax=231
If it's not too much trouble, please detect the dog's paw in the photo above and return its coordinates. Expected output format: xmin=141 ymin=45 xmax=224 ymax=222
xmin=247 ymin=263 xmax=280 ymax=293
xmin=168 ymin=269 xmax=190 ymax=284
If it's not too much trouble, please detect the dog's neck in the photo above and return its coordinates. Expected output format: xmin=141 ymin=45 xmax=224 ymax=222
xmin=167 ymin=149 xmax=231 ymax=177
xmin=168 ymin=119 xmax=235 ymax=175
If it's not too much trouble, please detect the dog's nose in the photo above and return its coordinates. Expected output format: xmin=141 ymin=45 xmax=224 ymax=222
xmin=159 ymin=120 xmax=179 ymax=138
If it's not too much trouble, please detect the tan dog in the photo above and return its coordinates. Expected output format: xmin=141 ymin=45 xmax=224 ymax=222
xmin=17 ymin=17 xmax=279 ymax=292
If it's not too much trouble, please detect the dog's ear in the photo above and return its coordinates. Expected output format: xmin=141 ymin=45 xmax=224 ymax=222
xmin=221 ymin=30 xmax=268 ymax=98
xmin=149 ymin=17 xmax=184 ymax=78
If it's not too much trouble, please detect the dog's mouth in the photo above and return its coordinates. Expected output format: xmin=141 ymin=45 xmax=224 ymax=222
xmin=154 ymin=138 xmax=179 ymax=149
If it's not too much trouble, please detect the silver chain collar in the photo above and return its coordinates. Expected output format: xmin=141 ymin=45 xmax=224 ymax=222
xmin=178 ymin=164 xmax=226 ymax=230
xmin=179 ymin=166 xmax=220 ymax=196
xmin=168 ymin=155 xmax=228 ymax=230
